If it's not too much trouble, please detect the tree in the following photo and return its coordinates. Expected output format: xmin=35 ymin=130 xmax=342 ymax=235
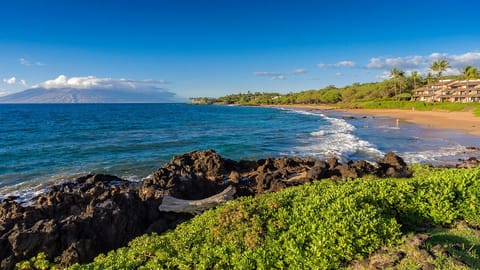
xmin=425 ymin=72 xmax=435 ymax=85
xmin=462 ymin=66 xmax=478 ymax=101
xmin=430 ymin=59 xmax=450 ymax=80
xmin=463 ymin=65 xmax=479 ymax=80
xmin=390 ymin=68 xmax=405 ymax=100
xmin=410 ymin=71 xmax=420 ymax=89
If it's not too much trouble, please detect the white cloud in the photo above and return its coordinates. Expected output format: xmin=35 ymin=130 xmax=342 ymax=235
xmin=429 ymin=53 xmax=447 ymax=60
xmin=3 ymin=77 xmax=16 ymax=85
xmin=367 ymin=55 xmax=425 ymax=69
xmin=254 ymin=71 xmax=282 ymax=77
xmin=33 ymin=75 xmax=167 ymax=90
xmin=19 ymin=57 xmax=45 ymax=67
xmin=269 ymin=75 xmax=285 ymax=80
xmin=335 ymin=72 xmax=343 ymax=77
xmin=335 ymin=61 xmax=356 ymax=67
xmin=318 ymin=60 xmax=356 ymax=68
xmin=254 ymin=71 xmax=285 ymax=80
xmin=367 ymin=51 xmax=480 ymax=70
xmin=20 ymin=79 xmax=28 ymax=86
xmin=19 ymin=58 xmax=31 ymax=66
xmin=376 ymin=71 xmax=391 ymax=80
xmin=449 ymin=52 xmax=480 ymax=66
xmin=367 ymin=58 xmax=383 ymax=69
xmin=443 ymin=67 xmax=462 ymax=76
xmin=292 ymin=68 xmax=307 ymax=74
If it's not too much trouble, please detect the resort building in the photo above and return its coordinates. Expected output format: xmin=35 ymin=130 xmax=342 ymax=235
xmin=412 ymin=79 xmax=480 ymax=102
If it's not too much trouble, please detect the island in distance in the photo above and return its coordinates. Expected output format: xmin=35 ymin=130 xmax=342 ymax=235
xmin=0 ymin=75 xmax=185 ymax=103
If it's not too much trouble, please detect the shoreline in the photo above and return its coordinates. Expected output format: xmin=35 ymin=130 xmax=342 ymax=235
xmin=265 ymin=104 xmax=480 ymax=136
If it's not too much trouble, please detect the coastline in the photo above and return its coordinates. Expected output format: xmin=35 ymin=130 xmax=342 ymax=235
xmin=0 ymin=150 xmax=414 ymax=268
xmin=2 ymin=149 xmax=479 ymax=268
xmin=266 ymin=104 xmax=480 ymax=136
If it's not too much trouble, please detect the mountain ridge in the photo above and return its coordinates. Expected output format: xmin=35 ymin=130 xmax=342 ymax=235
xmin=0 ymin=87 xmax=185 ymax=103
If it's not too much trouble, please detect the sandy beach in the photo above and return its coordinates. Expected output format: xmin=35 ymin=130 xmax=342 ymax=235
xmin=267 ymin=104 xmax=480 ymax=136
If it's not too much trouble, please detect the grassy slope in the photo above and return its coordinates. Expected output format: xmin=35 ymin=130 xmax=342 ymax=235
xmin=18 ymin=166 xmax=480 ymax=269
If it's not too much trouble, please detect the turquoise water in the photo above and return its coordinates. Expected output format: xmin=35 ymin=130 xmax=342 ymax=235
xmin=1 ymin=103 xmax=479 ymax=200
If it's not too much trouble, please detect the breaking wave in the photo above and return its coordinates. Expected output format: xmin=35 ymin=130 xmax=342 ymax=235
xmin=286 ymin=109 xmax=384 ymax=162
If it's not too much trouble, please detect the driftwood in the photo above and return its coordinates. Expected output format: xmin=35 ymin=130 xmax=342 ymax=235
xmin=158 ymin=185 xmax=235 ymax=214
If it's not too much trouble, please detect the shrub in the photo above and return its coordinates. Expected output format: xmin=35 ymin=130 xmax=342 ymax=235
xmin=20 ymin=166 xmax=480 ymax=269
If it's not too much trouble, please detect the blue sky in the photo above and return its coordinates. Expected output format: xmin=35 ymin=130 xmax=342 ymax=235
xmin=1 ymin=0 xmax=480 ymax=98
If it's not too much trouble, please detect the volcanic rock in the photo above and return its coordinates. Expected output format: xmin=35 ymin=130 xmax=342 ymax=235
xmin=0 ymin=174 xmax=187 ymax=269
xmin=378 ymin=151 xmax=412 ymax=177
xmin=457 ymin=157 xmax=480 ymax=168
xmin=0 ymin=150 xmax=416 ymax=269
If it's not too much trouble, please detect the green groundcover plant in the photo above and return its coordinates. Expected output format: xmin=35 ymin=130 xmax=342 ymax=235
xmin=18 ymin=165 xmax=480 ymax=269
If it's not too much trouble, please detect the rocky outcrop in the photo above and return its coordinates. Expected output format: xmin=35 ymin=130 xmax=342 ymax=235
xmin=0 ymin=174 xmax=190 ymax=269
xmin=378 ymin=151 xmax=412 ymax=177
xmin=140 ymin=150 xmax=238 ymax=200
xmin=457 ymin=157 xmax=480 ymax=168
xmin=0 ymin=150 xmax=414 ymax=269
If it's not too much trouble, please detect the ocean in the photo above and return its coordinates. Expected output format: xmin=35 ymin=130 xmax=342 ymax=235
xmin=1 ymin=103 xmax=479 ymax=200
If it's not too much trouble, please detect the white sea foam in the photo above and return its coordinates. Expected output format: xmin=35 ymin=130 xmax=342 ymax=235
xmin=0 ymin=174 xmax=76 ymax=203
xmin=288 ymin=109 xmax=384 ymax=161
xmin=283 ymin=108 xmax=321 ymax=117
xmin=284 ymin=108 xmax=479 ymax=165
xmin=310 ymin=130 xmax=325 ymax=136
xmin=0 ymin=171 xmax=145 ymax=203
xmin=401 ymin=145 xmax=473 ymax=165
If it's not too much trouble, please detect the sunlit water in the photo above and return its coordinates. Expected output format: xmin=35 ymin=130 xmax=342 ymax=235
xmin=1 ymin=103 xmax=479 ymax=200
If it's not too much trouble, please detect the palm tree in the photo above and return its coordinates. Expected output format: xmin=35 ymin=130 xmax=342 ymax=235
xmin=411 ymin=71 xmax=420 ymax=89
xmin=462 ymin=66 xmax=478 ymax=101
xmin=430 ymin=59 xmax=450 ymax=81
xmin=463 ymin=65 xmax=479 ymax=80
xmin=425 ymin=72 xmax=434 ymax=85
xmin=390 ymin=68 xmax=405 ymax=100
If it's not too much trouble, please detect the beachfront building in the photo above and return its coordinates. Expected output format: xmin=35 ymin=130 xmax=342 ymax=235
xmin=412 ymin=79 xmax=480 ymax=102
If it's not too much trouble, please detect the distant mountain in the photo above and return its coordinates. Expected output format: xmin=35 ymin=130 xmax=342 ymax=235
xmin=0 ymin=87 xmax=185 ymax=103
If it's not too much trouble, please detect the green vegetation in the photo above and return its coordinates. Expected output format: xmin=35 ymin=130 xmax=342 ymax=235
xmin=427 ymin=224 xmax=480 ymax=268
xmin=348 ymin=224 xmax=480 ymax=269
xmin=431 ymin=59 xmax=451 ymax=80
xmin=474 ymin=107 xmax=480 ymax=117
xmin=390 ymin=67 xmax=406 ymax=100
xmin=194 ymin=80 xmax=415 ymax=105
xmin=19 ymin=165 xmax=480 ymax=269
xmin=463 ymin=66 xmax=480 ymax=80
xmin=218 ymin=91 xmax=282 ymax=105
xmin=195 ymin=80 xmax=480 ymax=114
xmin=191 ymin=61 xmax=480 ymax=116
xmin=357 ymin=100 xmax=480 ymax=112
xmin=16 ymin=253 xmax=61 ymax=270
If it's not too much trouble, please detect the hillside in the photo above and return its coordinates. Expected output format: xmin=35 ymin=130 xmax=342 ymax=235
xmin=191 ymin=80 xmax=408 ymax=105
xmin=191 ymin=78 xmax=480 ymax=116
xmin=0 ymin=87 xmax=184 ymax=103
